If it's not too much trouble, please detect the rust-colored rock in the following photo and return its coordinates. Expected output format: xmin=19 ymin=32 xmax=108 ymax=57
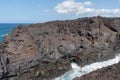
xmin=0 ymin=16 xmax=120 ymax=80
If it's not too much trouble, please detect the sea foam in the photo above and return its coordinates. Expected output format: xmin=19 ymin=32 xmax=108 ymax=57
xmin=54 ymin=54 xmax=120 ymax=80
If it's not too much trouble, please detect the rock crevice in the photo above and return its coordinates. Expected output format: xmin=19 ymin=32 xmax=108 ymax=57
xmin=0 ymin=16 xmax=120 ymax=80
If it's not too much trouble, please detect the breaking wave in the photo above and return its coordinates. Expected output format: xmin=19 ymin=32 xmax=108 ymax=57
xmin=54 ymin=54 xmax=120 ymax=80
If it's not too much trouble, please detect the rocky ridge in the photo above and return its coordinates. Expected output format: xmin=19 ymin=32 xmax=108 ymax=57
xmin=0 ymin=16 xmax=120 ymax=80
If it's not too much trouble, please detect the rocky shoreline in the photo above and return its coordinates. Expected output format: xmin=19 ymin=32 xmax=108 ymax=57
xmin=74 ymin=62 xmax=120 ymax=80
xmin=0 ymin=16 xmax=120 ymax=80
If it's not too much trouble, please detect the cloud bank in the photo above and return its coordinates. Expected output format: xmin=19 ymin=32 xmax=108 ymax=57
xmin=55 ymin=0 xmax=120 ymax=16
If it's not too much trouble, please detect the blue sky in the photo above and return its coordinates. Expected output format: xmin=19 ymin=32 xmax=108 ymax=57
xmin=0 ymin=0 xmax=120 ymax=23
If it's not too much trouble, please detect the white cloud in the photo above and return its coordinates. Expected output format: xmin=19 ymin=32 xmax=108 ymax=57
xmin=55 ymin=0 xmax=94 ymax=15
xmin=93 ymin=9 xmax=120 ymax=17
xmin=54 ymin=0 xmax=120 ymax=17
xmin=83 ymin=1 xmax=92 ymax=6
xmin=95 ymin=9 xmax=120 ymax=14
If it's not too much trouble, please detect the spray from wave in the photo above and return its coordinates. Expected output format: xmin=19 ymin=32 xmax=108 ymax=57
xmin=54 ymin=54 xmax=120 ymax=80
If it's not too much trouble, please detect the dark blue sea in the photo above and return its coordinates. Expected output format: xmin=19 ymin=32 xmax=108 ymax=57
xmin=0 ymin=23 xmax=30 ymax=42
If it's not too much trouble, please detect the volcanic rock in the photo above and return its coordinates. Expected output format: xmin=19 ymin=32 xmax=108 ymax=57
xmin=74 ymin=62 xmax=120 ymax=80
xmin=0 ymin=16 xmax=120 ymax=80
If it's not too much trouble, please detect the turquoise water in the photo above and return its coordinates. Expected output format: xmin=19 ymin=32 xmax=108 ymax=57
xmin=0 ymin=23 xmax=30 ymax=42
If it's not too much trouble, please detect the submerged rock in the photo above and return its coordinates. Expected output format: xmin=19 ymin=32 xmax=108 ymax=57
xmin=0 ymin=16 xmax=120 ymax=80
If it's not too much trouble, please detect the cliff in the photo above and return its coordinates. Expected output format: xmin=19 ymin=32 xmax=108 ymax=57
xmin=0 ymin=16 xmax=120 ymax=80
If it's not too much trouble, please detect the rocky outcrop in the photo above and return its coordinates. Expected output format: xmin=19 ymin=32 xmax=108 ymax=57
xmin=0 ymin=16 xmax=120 ymax=80
xmin=74 ymin=62 xmax=120 ymax=80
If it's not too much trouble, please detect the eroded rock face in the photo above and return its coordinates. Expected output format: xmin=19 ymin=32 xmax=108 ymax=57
xmin=0 ymin=16 xmax=120 ymax=80
xmin=74 ymin=62 xmax=120 ymax=80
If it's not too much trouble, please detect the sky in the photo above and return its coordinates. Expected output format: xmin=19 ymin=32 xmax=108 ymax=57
xmin=0 ymin=0 xmax=120 ymax=23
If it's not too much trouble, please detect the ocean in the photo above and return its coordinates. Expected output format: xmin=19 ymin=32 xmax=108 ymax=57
xmin=54 ymin=54 xmax=120 ymax=80
xmin=0 ymin=23 xmax=30 ymax=42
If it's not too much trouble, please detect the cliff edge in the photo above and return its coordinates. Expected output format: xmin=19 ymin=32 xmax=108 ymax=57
xmin=0 ymin=16 xmax=120 ymax=80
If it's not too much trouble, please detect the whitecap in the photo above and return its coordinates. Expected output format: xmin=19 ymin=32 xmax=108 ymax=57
xmin=54 ymin=54 xmax=120 ymax=80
